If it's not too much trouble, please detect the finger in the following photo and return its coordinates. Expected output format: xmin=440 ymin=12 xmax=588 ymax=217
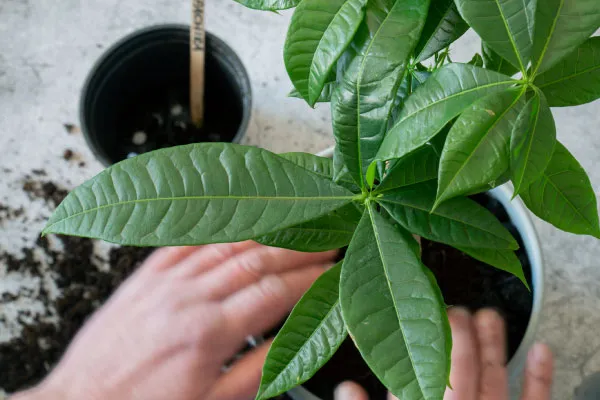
xmin=140 ymin=246 xmax=198 ymax=272
xmin=335 ymin=381 xmax=369 ymax=400
xmin=222 ymin=265 xmax=326 ymax=346
xmin=520 ymin=343 xmax=553 ymax=400
xmin=171 ymin=241 xmax=259 ymax=278
xmin=387 ymin=393 xmax=399 ymax=400
xmin=199 ymin=246 xmax=336 ymax=300
xmin=206 ymin=339 xmax=273 ymax=400
xmin=444 ymin=307 xmax=478 ymax=400
xmin=474 ymin=309 xmax=508 ymax=400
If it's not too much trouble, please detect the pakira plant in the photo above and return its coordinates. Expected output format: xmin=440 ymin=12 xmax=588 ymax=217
xmin=45 ymin=0 xmax=600 ymax=398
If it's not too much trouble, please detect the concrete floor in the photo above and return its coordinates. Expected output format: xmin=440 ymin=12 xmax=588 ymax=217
xmin=0 ymin=0 xmax=599 ymax=398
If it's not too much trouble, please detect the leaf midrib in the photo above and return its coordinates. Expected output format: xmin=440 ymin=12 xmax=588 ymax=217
xmin=514 ymin=93 xmax=542 ymax=192
xmin=395 ymin=79 xmax=515 ymax=128
xmin=367 ymin=204 xmax=427 ymax=398
xmin=379 ymin=197 xmax=513 ymax=246
xmin=354 ymin=2 xmax=397 ymax=187
xmin=260 ymin=301 xmax=343 ymax=398
xmin=437 ymin=88 xmax=525 ymax=200
xmin=308 ymin=0 xmax=353 ymax=103
xmin=543 ymin=171 xmax=598 ymax=230
xmin=531 ymin=0 xmax=565 ymax=77
xmin=493 ymin=0 xmax=525 ymax=72
xmin=44 ymin=195 xmax=354 ymax=233
xmin=536 ymin=64 xmax=600 ymax=88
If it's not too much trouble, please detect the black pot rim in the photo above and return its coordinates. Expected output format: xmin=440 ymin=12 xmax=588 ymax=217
xmin=80 ymin=24 xmax=252 ymax=167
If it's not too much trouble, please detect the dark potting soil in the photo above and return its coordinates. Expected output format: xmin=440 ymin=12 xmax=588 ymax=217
xmin=0 ymin=178 xmax=154 ymax=393
xmin=302 ymin=193 xmax=533 ymax=400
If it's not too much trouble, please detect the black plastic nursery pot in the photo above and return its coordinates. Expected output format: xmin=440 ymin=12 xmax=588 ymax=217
xmin=81 ymin=25 xmax=252 ymax=166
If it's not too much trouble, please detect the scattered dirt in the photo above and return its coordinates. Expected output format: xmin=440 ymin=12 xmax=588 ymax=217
xmin=22 ymin=180 xmax=68 ymax=208
xmin=63 ymin=124 xmax=80 ymax=135
xmin=0 ymin=179 xmax=154 ymax=393
xmin=62 ymin=149 xmax=74 ymax=161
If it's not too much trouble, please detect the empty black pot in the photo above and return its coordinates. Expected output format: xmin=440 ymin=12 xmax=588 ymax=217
xmin=81 ymin=25 xmax=252 ymax=166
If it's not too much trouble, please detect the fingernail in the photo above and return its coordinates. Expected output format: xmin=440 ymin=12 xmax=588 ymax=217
xmin=530 ymin=343 xmax=551 ymax=364
xmin=334 ymin=383 xmax=356 ymax=400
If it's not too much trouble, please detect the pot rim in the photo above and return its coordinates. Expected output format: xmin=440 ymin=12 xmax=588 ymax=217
xmin=287 ymin=146 xmax=545 ymax=399
xmin=80 ymin=24 xmax=252 ymax=167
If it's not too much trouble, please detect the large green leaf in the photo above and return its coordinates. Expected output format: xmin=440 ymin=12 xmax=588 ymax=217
xmin=482 ymin=42 xmax=520 ymax=77
xmin=534 ymin=37 xmax=600 ymax=107
xmin=521 ymin=142 xmax=600 ymax=237
xmin=256 ymin=262 xmax=347 ymax=399
xmin=456 ymin=246 xmax=529 ymax=289
xmin=340 ymin=204 xmax=450 ymax=399
xmin=510 ymin=90 xmax=557 ymax=195
xmin=414 ymin=0 xmax=469 ymax=63
xmin=284 ymin=0 xmax=368 ymax=106
xmin=254 ymin=211 xmax=357 ymax=252
xmin=332 ymin=0 xmax=431 ymax=187
xmin=379 ymin=182 xmax=518 ymax=249
xmin=456 ymin=0 xmax=535 ymax=72
xmin=233 ymin=0 xmax=300 ymax=10
xmin=376 ymin=145 xmax=439 ymax=193
xmin=288 ymin=82 xmax=335 ymax=103
xmin=435 ymin=88 xmax=526 ymax=206
xmin=43 ymin=144 xmax=354 ymax=246
xmin=530 ymin=0 xmax=600 ymax=76
xmin=374 ymin=63 xmax=518 ymax=164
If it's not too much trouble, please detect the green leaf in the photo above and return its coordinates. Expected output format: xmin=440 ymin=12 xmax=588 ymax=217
xmin=469 ymin=53 xmax=484 ymax=67
xmin=411 ymin=69 xmax=432 ymax=90
xmin=233 ymin=0 xmax=300 ymax=11
xmin=375 ymin=63 xmax=518 ymax=163
xmin=482 ymin=42 xmax=520 ymax=77
xmin=436 ymin=88 xmax=525 ymax=206
xmin=284 ymin=0 xmax=368 ymax=106
xmin=456 ymin=246 xmax=529 ymax=289
xmin=530 ymin=0 xmax=600 ymax=76
xmin=256 ymin=262 xmax=347 ymax=399
xmin=279 ymin=152 xmax=359 ymax=193
xmin=332 ymin=0 xmax=431 ymax=187
xmin=340 ymin=204 xmax=450 ymax=399
xmin=510 ymin=90 xmax=557 ymax=195
xmin=534 ymin=37 xmax=600 ymax=107
xmin=376 ymin=145 xmax=440 ymax=193
xmin=521 ymin=142 xmax=600 ymax=237
xmin=43 ymin=144 xmax=354 ymax=246
xmin=254 ymin=211 xmax=357 ymax=252
xmin=421 ymin=266 xmax=452 ymax=386
xmin=288 ymin=82 xmax=335 ymax=103
xmin=379 ymin=182 xmax=519 ymax=249
xmin=414 ymin=0 xmax=469 ymax=63
xmin=456 ymin=0 xmax=536 ymax=72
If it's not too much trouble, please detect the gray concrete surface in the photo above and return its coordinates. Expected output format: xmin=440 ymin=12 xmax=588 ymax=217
xmin=0 ymin=1 xmax=598 ymax=398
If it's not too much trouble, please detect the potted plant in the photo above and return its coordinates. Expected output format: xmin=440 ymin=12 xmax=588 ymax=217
xmin=44 ymin=0 xmax=600 ymax=399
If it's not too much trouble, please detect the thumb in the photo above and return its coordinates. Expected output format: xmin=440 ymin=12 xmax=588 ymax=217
xmin=334 ymin=381 xmax=369 ymax=400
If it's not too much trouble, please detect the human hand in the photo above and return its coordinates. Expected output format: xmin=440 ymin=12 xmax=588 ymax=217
xmin=335 ymin=308 xmax=554 ymax=400
xmin=13 ymin=242 xmax=336 ymax=400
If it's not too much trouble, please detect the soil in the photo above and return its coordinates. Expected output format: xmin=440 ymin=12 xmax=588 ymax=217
xmin=302 ymin=193 xmax=533 ymax=400
xmin=0 ymin=177 xmax=154 ymax=393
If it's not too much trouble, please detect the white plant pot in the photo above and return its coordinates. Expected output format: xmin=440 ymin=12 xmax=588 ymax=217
xmin=286 ymin=147 xmax=545 ymax=400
